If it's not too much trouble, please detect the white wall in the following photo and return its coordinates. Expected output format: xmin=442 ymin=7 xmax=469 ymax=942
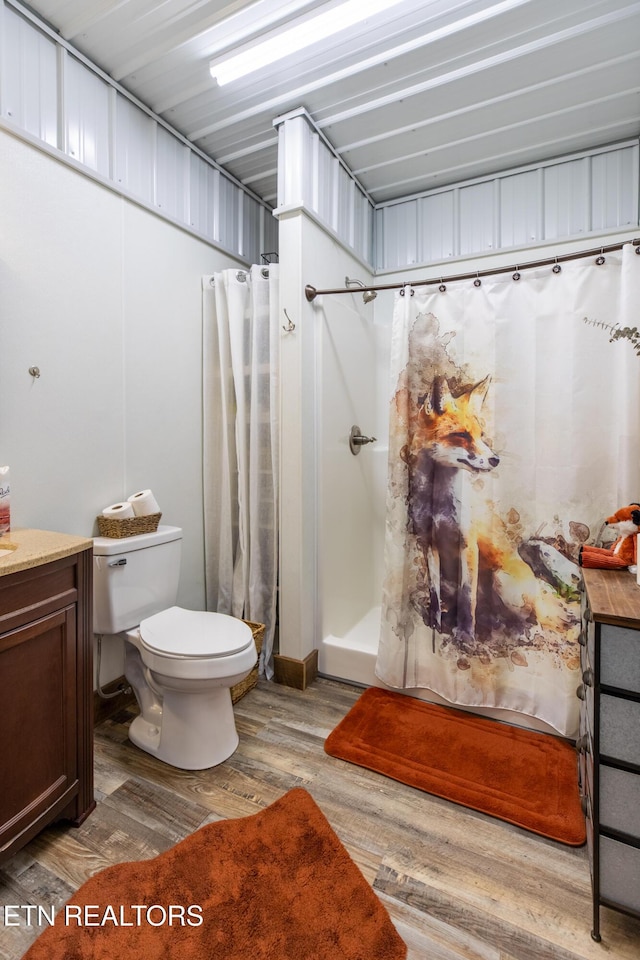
xmin=0 ymin=129 xmax=244 ymax=683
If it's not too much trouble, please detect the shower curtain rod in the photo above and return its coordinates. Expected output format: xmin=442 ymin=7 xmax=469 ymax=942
xmin=304 ymin=237 xmax=640 ymax=301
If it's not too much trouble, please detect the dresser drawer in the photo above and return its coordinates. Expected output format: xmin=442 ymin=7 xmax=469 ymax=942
xmin=600 ymin=837 xmax=640 ymax=913
xmin=600 ymin=694 xmax=640 ymax=765
xmin=601 ymin=624 xmax=640 ymax=694
xmin=600 ymin=766 xmax=640 ymax=839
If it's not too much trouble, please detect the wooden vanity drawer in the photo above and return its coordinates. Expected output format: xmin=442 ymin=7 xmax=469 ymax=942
xmin=600 ymin=837 xmax=640 ymax=913
xmin=600 ymin=766 xmax=640 ymax=839
xmin=600 ymin=693 xmax=640 ymax=765
xmin=600 ymin=623 xmax=640 ymax=693
xmin=0 ymin=557 xmax=78 ymax=632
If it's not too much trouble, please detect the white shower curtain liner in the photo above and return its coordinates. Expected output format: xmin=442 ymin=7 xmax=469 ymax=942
xmin=202 ymin=265 xmax=279 ymax=678
xmin=376 ymin=243 xmax=640 ymax=736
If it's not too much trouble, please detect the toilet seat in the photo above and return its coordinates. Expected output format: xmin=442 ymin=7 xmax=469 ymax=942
xmin=140 ymin=606 xmax=253 ymax=659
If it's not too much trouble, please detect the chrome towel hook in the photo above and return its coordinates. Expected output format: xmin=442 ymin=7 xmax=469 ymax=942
xmin=282 ymin=309 xmax=295 ymax=332
xmin=349 ymin=425 xmax=377 ymax=456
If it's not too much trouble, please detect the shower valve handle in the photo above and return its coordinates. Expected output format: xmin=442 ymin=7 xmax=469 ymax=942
xmin=349 ymin=425 xmax=377 ymax=455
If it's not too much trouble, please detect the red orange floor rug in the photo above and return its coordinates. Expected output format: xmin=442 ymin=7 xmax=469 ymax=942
xmin=23 ymin=787 xmax=406 ymax=960
xmin=325 ymin=687 xmax=585 ymax=846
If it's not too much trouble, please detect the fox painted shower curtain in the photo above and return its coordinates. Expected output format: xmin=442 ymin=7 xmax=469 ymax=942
xmin=376 ymin=244 xmax=640 ymax=736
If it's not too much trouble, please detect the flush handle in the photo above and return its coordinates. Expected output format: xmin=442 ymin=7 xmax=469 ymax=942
xmin=108 ymin=558 xmax=127 ymax=567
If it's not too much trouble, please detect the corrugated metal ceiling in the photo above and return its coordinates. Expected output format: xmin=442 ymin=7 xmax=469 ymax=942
xmin=20 ymin=0 xmax=640 ymax=206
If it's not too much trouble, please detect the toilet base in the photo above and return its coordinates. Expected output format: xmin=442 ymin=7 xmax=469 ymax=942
xmin=123 ymin=639 xmax=246 ymax=770
xmin=128 ymin=686 xmax=240 ymax=770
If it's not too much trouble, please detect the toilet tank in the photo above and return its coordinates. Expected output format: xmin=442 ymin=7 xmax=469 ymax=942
xmin=93 ymin=525 xmax=182 ymax=634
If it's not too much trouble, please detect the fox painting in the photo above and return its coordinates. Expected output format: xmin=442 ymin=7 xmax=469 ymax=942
xmin=393 ymin=312 xmax=581 ymax=666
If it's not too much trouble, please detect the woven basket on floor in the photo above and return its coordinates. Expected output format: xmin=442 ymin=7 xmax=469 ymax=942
xmin=231 ymin=620 xmax=265 ymax=704
xmin=96 ymin=512 xmax=162 ymax=538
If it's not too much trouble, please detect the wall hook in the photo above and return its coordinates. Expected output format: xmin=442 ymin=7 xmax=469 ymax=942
xmin=28 ymin=366 xmax=41 ymax=378
xmin=282 ymin=309 xmax=296 ymax=332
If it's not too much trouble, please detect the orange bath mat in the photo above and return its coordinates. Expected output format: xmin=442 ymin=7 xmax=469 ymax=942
xmin=325 ymin=687 xmax=585 ymax=846
xmin=23 ymin=788 xmax=406 ymax=960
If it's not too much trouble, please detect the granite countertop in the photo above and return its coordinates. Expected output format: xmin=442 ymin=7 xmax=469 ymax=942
xmin=0 ymin=528 xmax=93 ymax=576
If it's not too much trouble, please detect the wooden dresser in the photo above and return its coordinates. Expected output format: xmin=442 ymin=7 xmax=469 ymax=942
xmin=0 ymin=529 xmax=95 ymax=864
xmin=579 ymin=568 xmax=640 ymax=941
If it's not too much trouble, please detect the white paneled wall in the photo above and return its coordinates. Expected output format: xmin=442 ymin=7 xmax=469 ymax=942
xmin=0 ymin=0 xmax=274 ymax=265
xmin=274 ymin=108 xmax=374 ymax=268
xmin=275 ymin=109 xmax=638 ymax=275
xmin=375 ymin=141 xmax=639 ymax=270
xmin=115 ymin=97 xmax=155 ymax=202
xmin=1 ymin=4 xmax=57 ymax=145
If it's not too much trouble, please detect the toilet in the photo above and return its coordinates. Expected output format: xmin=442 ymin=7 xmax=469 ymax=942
xmin=92 ymin=525 xmax=257 ymax=770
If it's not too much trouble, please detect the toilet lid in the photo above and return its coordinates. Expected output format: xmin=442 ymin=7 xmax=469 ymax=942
xmin=139 ymin=606 xmax=253 ymax=658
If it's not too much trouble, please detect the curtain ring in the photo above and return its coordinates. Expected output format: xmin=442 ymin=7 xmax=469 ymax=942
xmin=595 ymin=249 xmax=605 ymax=265
xmin=439 ymin=279 xmax=446 ymax=293
xmin=473 ymin=272 xmax=481 ymax=287
xmin=512 ymin=266 xmax=521 ymax=281
xmin=552 ymin=258 xmax=561 ymax=274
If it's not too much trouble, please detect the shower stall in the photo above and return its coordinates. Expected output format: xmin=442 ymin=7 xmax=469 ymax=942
xmin=274 ymin=109 xmax=639 ymax=737
xmin=315 ymin=288 xmax=392 ymax=687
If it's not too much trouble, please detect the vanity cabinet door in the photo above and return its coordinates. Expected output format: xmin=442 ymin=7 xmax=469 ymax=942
xmin=0 ymin=606 xmax=79 ymax=857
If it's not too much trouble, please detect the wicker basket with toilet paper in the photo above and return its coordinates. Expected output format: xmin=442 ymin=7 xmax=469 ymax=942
xmin=97 ymin=489 xmax=162 ymax=538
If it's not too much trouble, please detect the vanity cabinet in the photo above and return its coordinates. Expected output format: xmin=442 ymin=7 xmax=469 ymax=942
xmin=0 ymin=532 xmax=95 ymax=863
xmin=579 ymin=568 xmax=640 ymax=941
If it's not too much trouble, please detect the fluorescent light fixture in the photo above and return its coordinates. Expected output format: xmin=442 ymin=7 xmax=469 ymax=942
xmin=210 ymin=0 xmax=406 ymax=86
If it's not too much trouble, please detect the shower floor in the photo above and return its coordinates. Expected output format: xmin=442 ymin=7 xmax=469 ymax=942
xmin=319 ymin=606 xmax=381 ymax=687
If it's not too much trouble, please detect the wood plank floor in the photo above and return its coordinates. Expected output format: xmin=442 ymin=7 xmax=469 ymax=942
xmin=1 ymin=677 xmax=639 ymax=959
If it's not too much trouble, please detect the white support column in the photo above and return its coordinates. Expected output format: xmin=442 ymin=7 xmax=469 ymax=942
xmin=276 ymin=210 xmax=319 ymax=668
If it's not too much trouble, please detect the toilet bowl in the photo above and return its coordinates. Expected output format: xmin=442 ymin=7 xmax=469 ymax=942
xmin=93 ymin=526 xmax=257 ymax=770
xmin=124 ymin=606 xmax=256 ymax=769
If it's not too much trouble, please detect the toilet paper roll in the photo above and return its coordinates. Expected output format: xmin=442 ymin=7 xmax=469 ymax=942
xmin=127 ymin=489 xmax=161 ymax=516
xmin=102 ymin=502 xmax=135 ymax=519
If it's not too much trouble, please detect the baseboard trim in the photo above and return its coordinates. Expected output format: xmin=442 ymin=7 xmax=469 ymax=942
xmin=273 ymin=650 xmax=318 ymax=690
xmin=93 ymin=676 xmax=135 ymax=726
